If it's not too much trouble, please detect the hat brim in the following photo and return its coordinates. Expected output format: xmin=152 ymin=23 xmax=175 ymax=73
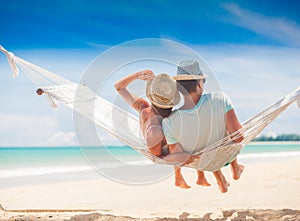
xmin=150 ymin=99 xmax=176 ymax=109
xmin=173 ymin=75 xmax=208 ymax=81
xmin=146 ymin=79 xmax=180 ymax=109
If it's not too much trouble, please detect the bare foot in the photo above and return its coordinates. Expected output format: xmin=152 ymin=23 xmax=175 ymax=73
xmin=196 ymin=178 xmax=211 ymax=186
xmin=231 ymin=164 xmax=245 ymax=180
xmin=218 ymin=180 xmax=230 ymax=193
xmin=175 ymin=178 xmax=191 ymax=189
xmin=213 ymin=170 xmax=230 ymax=193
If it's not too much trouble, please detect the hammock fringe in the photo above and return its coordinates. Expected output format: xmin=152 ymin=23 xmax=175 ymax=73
xmin=0 ymin=45 xmax=19 ymax=77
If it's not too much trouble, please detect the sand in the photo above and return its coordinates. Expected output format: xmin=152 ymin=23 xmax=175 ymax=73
xmin=1 ymin=209 xmax=300 ymax=221
xmin=0 ymin=157 xmax=300 ymax=220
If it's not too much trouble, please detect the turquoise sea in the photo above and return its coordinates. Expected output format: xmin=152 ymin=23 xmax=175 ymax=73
xmin=0 ymin=142 xmax=300 ymax=185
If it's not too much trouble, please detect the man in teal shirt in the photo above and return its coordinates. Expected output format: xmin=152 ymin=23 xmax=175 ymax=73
xmin=163 ymin=60 xmax=244 ymax=193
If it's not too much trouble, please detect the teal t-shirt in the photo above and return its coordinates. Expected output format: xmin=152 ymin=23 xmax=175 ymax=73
xmin=162 ymin=91 xmax=233 ymax=154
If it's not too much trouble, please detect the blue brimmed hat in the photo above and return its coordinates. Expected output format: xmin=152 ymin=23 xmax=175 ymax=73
xmin=174 ymin=60 xmax=208 ymax=80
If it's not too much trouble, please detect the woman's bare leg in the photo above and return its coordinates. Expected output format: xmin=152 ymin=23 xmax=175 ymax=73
xmin=196 ymin=170 xmax=211 ymax=186
xmin=174 ymin=166 xmax=190 ymax=189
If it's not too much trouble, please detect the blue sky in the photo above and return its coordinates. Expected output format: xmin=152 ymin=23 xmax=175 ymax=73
xmin=0 ymin=0 xmax=300 ymax=146
xmin=2 ymin=0 xmax=300 ymax=49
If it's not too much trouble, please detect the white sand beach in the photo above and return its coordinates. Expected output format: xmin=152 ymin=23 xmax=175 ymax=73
xmin=0 ymin=156 xmax=300 ymax=220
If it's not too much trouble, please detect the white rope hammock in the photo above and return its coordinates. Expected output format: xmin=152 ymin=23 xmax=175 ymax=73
xmin=1 ymin=45 xmax=299 ymax=172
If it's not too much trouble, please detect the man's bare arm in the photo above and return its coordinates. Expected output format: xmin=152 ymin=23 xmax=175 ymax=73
xmin=225 ymin=109 xmax=243 ymax=142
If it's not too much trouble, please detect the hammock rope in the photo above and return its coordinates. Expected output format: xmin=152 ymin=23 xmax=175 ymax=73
xmin=1 ymin=45 xmax=299 ymax=172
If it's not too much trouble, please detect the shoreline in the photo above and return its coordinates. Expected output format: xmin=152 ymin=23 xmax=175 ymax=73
xmin=1 ymin=148 xmax=300 ymax=188
xmin=0 ymin=140 xmax=299 ymax=148
xmin=1 ymin=151 xmax=300 ymax=188
xmin=249 ymin=141 xmax=300 ymax=145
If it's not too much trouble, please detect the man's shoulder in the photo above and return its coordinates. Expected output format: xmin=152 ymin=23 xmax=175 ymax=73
xmin=162 ymin=110 xmax=179 ymax=124
xmin=208 ymin=91 xmax=233 ymax=112
xmin=210 ymin=91 xmax=227 ymax=97
xmin=201 ymin=91 xmax=225 ymax=98
xmin=207 ymin=91 xmax=229 ymax=102
xmin=167 ymin=110 xmax=180 ymax=119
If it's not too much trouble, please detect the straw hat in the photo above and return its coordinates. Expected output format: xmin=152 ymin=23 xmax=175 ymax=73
xmin=146 ymin=73 xmax=180 ymax=109
xmin=174 ymin=60 xmax=208 ymax=80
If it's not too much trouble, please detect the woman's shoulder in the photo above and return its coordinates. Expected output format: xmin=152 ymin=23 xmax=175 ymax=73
xmin=140 ymin=107 xmax=151 ymax=118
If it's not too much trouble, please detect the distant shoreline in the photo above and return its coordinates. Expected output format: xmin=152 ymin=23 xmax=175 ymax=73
xmin=0 ymin=141 xmax=300 ymax=148
xmin=249 ymin=141 xmax=300 ymax=145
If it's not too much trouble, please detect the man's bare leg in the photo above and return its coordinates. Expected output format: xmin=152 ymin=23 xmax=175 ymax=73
xmin=213 ymin=170 xmax=230 ymax=193
xmin=174 ymin=166 xmax=191 ymax=189
xmin=196 ymin=170 xmax=211 ymax=186
xmin=230 ymin=158 xmax=245 ymax=180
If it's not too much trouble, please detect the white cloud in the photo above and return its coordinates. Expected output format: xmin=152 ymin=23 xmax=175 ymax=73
xmin=221 ymin=3 xmax=300 ymax=47
xmin=0 ymin=113 xmax=76 ymax=146
xmin=192 ymin=44 xmax=300 ymax=135
xmin=45 ymin=131 xmax=75 ymax=146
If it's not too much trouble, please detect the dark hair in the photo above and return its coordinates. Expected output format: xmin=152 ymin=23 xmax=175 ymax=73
xmin=152 ymin=104 xmax=172 ymax=118
xmin=176 ymin=80 xmax=200 ymax=95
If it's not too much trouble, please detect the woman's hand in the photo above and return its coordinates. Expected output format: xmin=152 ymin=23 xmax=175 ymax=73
xmin=184 ymin=155 xmax=199 ymax=165
xmin=136 ymin=70 xmax=155 ymax=81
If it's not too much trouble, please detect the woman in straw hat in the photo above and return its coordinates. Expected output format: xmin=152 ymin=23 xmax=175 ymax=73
xmin=115 ymin=70 xmax=209 ymax=189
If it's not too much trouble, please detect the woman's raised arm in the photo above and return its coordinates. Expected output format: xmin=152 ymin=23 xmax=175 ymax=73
xmin=114 ymin=70 xmax=154 ymax=113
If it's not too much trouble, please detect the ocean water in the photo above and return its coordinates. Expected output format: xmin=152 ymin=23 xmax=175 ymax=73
xmin=0 ymin=143 xmax=300 ymax=181
xmin=0 ymin=146 xmax=144 ymax=179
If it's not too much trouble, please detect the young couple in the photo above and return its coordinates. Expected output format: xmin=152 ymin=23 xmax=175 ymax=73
xmin=114 ymin=60 xmax=244 ymax=193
